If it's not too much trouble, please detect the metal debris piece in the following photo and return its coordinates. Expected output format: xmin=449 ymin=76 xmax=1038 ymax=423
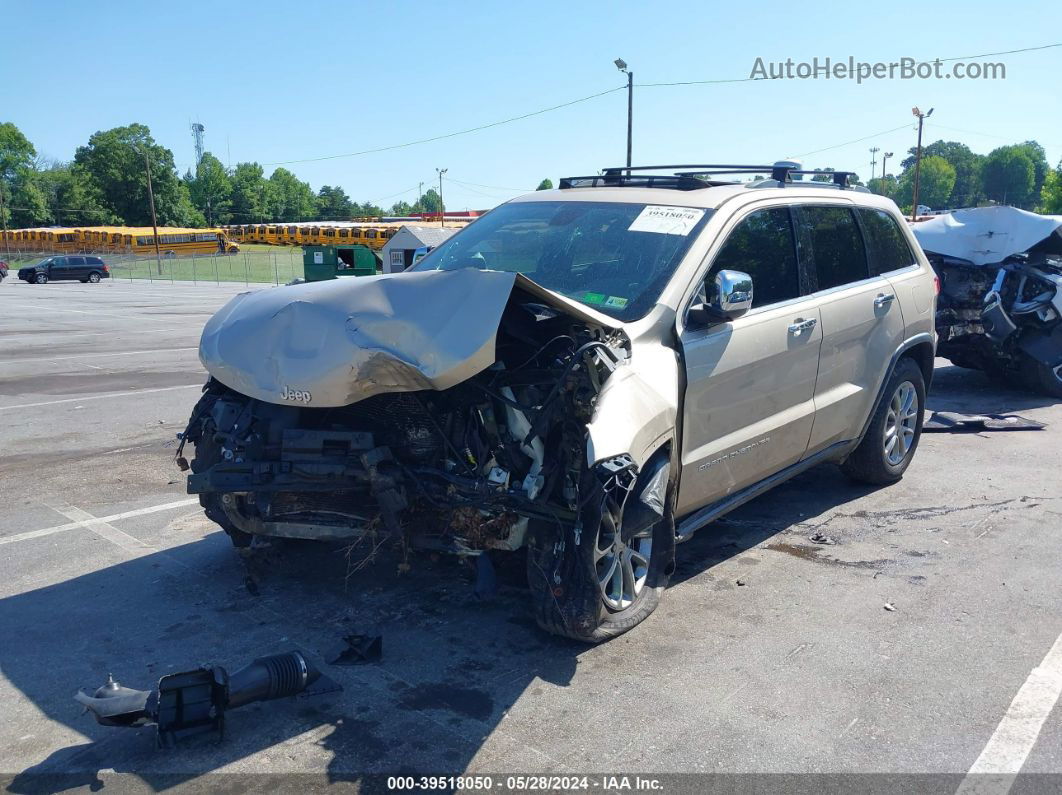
xmin=883 ymin=602 xmax=897 ymax=612
xmin=810 ymin=533 xmax=838 ymax=545
xmin=328 ymin=634 xmax=383 ymax=665
xmin=923 ymin=411 xmax=1046 ymax=433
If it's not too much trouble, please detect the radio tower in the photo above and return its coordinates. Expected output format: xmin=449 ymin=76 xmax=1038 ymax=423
xmin=191 ymin=122 xmax=206 ymax=168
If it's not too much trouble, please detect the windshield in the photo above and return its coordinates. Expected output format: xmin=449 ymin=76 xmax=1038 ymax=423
xmin=411 ymin=200 xmax=710 ymax=321
xmin=33 ymin=257 xmax=54 ymax=266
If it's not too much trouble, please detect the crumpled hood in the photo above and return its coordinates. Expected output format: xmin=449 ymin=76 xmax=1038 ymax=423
xmin=911 ymin=206 xmax=1062 ymax=267
xmin=199 ymin=269 xmax=619 ymax=408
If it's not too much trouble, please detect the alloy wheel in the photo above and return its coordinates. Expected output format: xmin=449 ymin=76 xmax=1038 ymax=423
xmin=594 ymin=503 xmax=653 ymax=611
xmin=883 ymin=381 xmax=918 ymax=466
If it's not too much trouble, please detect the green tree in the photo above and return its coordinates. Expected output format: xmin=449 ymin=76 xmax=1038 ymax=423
xmin=411 ymin=188 xmax=443 ymax=214
xmin=896 ymin=155 xmax=956 ymax=211
xmin=267 ymin=168 xmax=316 ymax=222
xmin=0 ymin=122 xmax=42 ymax=228
xmin=36 ymin=163 xmax=117 ymax=226
xmin=536 ymin=178 xmax=554 ymax=190
xmin=900 ymin=140 xmax=984 ymax=208
xmin=351 ymin=201 xmax=384 ymax=218
xmin=1013 ymin=141 xmax=1049 ymax=199
xmin=389 ymin=200 xmax=413 ymax=216
xmin=1039 ymin=160 xmax=1062 ymax=214
xmin=868 ymin=174 xmax=898 ymax=198
xmin=230 ymin=162 xmax=270 ymax=223
xmin=188 ymin=153 xmax=232 ymax=225
xmin=982 ymin=146 xmax=1036 ymax=208
xmin=73 ymin=123 xmax=199 ymax=225
xmin=316 ymin=185 xmax=353 ymax=219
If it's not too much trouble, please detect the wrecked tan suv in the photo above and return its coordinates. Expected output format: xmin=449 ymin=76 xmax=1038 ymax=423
xmin=180 ymin=163 xmax=937 ymax=642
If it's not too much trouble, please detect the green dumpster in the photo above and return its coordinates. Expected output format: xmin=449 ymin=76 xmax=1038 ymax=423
xmin=302 ymin=245 xmax=379 ymax=281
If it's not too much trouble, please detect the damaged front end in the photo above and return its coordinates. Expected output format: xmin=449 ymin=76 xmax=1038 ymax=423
xmin=914 ymin=207 xmax=1062 ymax=396
xmin=179 ymin=269 xmax=631 ymax=557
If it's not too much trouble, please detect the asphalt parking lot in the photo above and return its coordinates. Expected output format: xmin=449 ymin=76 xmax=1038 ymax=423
xmin=1 ymin=277 xmax=1060 ymax=789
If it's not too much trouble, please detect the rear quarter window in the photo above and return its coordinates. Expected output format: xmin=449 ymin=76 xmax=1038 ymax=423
xmin=857 ymin=208 xmax=917 ymax=275
xmin=799 ymin=206 xmax=869 ymax=290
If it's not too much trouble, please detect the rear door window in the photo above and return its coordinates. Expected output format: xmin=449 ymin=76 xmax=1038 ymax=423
xmin=857 ymin=208 xmax=916 ymax=275
xmin=709 ymin=207 xmax=800 ymax=307
xmin=798 ymin=206 xmax=870 ymax=290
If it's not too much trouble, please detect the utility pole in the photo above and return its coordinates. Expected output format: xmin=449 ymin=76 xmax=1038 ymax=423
xmin=0 ymin=183 xmax=9 ymax=258
xmin=436 ymin=168 xmax=447 ymax=227
xmin=136 ymin=145 xmax=163 ymax=274
xmin=869 ymin=147 xmax=879 ymax=190
xmin=910 ymin=107 xmax=934 ymax=220
xmin=615 ymin=59 xmax=633 ymax=170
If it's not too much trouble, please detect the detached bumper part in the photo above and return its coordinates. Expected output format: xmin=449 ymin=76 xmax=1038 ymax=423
xmin=75 ymin=650 xmax=328 ymax=746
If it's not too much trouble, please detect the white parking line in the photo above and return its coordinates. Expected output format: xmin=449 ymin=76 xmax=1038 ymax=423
xmin=5 ymin=383 xmax=201 ymax=410
xmin=0 ymin=301 xmax=183 ymax=322
xmin=957 ymin=631 xmax=1062 ymax=792
xmin=0 ymin=347 xmax=198 ymax=365
xmin=0 ymin=498 xmax=200 ymax=546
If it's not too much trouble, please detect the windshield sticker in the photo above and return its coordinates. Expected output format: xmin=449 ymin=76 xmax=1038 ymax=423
xmin=628 ymin=205 xmax=705 ymax=236
xmin=581 ymin=292 xmax=629 ymax=310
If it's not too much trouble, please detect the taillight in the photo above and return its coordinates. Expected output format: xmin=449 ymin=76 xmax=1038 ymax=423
xmin=102 ymin=264 xmax=109 ymax=272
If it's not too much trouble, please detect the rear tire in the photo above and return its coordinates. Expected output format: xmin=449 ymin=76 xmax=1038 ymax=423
xmin=527 ymin=477 xmax=674 ymax=643
xmin=88 ymin=272 xmax=102 ymax=283
xmin=842 ymin=357 xmax=926 ymax=485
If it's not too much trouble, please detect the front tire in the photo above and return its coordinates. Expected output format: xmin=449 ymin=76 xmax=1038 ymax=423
xmin=34 ymin=272 xmax=48 ymax=284
xmin=527 ymin=474 xmax=674 ymax=643
xmin=1023 ymin=355 xmax=1062 ymax=399
xmin=842 ymin=357 xmax=925 ymax=485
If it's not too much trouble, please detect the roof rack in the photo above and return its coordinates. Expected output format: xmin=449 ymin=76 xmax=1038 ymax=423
xmin=558 ymin=163 xmax=860 ymax=190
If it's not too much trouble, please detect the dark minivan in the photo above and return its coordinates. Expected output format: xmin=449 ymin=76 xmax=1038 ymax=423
xmin=19 ymin=256 xmax=110 ymax=284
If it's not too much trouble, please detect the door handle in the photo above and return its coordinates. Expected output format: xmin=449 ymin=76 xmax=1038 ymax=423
xmin=787 ymin=318 xmax=817 ymax=335
xmin=874 ymin=293 xmax=896 ymax=308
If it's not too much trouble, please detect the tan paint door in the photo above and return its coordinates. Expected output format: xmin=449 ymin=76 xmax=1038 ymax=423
xmin=797 ymin=205 xmax=907 ymax=454
xmin=677 ymin=301 xmax=822 ymax=516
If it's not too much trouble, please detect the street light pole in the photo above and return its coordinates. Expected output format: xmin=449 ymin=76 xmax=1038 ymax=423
xmin=881 ymin=152 xmax=893 ymax=194
xmin=615 ymin=59 xmax=632 ymax=170
xmin=436 ymin=168 xmax=447 ymax=227
xmin=910 ymin=107 xmax=934 ymax=221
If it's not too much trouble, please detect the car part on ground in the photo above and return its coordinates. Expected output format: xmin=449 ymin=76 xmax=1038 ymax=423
xmin=922 ymin=411 xmax=1046 ymax=432
xmin=75 ymin=651 xmax=332 ymax=746
xmin=912 ymin=207 xmax=1062 ymax=397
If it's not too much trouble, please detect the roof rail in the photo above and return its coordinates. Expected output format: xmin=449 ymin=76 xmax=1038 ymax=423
xmin=556 ymin=163 xmax=860 ymax=190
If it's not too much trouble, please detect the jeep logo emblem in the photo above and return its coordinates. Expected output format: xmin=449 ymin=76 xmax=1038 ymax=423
xmin=281 ymin=385 xmax=312 ymax=403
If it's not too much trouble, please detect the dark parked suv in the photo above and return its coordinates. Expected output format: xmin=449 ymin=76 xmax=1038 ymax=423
xmin=19 ymin=256 xmax=110 ymax=284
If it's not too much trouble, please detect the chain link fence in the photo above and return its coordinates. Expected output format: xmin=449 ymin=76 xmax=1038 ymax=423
xmin=0 ymin=246 xmax=305 ymax=286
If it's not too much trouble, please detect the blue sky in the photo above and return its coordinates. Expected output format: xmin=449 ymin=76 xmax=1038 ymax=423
xmin=2 ymin=0 xmax=1060 ymax=210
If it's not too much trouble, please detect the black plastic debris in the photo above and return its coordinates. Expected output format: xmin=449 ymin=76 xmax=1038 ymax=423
xmin=328 ymin=634 xmax=383 ymax=665
xmin=473 ymin=552 xmax=498 ymax=600
xmin=923 ymin=411 xmax=1046 ymax=432
xmin=75 ymin=650 xmax=332 ymax=746
xmin=809 ymin=533 xmax=838 ymax=545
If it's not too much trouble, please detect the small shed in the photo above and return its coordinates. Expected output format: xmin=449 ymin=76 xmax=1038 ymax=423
xmin=380 ymin=225 xmax=461 ymax=273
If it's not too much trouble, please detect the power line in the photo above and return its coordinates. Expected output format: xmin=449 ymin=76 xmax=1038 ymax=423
xmin=796 ymin=124 xmax=913 ymax=158
xmin=936 ymin=42 xmax=1062 ymax=63
xmin=261 ymin=85 xmax=626 ymax=167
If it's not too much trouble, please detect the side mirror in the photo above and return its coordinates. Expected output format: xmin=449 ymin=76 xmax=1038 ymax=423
xmin=688 ymin=269 xmax=754 ymax=326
